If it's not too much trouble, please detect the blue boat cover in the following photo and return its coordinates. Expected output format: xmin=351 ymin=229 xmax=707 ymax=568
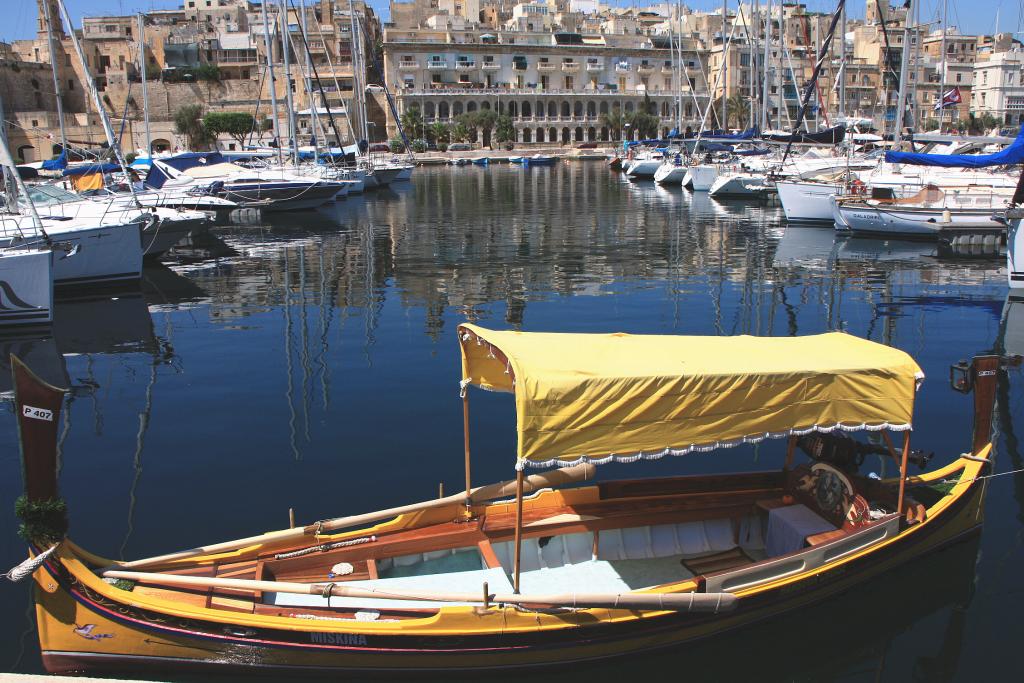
xmin=736 ymin=147 xmax=771 ymax=156
xmin=885 ymin=128 xmax=1024 ymax=167
xmin=145 ymin=152 xmax=227 ymax=189
xmin=41 ymin=152 xmax=67 ymax=170
xmin=62 ymin=162 xmax=120 ymax=176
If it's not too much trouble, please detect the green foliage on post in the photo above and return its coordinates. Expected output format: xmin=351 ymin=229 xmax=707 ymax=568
xmin=389 ymin=137 xmax=407 ymax=153
xmin=400 ymin=106 xmax=424 ymax=141
xmin=15 ymin=496 xmax=68 ymax=544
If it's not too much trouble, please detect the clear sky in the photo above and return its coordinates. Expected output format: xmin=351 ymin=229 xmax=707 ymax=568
xmin=3 ymin=0 xmax=1021 ymax=44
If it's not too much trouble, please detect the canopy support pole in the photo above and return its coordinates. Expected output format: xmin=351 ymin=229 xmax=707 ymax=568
xmin=880 ymin=431 xmax=902 ymax=468
xmin=896 ymin=431 xmax=911 ymax=515
xmin=784 ymin=435 xmax=797 ymax=470
xmin=512 ymin=467 xmax=524 ymax=594
xmin=462 ymin=393 xmax=472 ymax=516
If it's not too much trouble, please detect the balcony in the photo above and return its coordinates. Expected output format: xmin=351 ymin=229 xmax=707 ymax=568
xmin=637 ymin=63 xmax=655 ymax=75
xmin=537 ymin=62 xmax=556 ymax=71
xmin=562 ymin=61 xmax=580 ymax=73
xmin=586 ymin=61 xmax=604 ymax=72
xmin=661 ymin=65 xmax=674 ymax=74
xmin=426 ymin=61 xmax=449 ymax=70
xmin=615 ymin=62 xmax=630 ymax=74
xmin=481 ymin=61 xmax=500 ymax=70
xmin=455 ymin=61 xmax=476 ymax=70
xmin=398 ymin=60 xmax=419 ymax=70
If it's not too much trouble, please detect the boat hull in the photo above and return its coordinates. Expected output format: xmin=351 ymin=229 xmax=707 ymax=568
xmin=686 ymin=165 xmax=719 ymax=191
xmin=142 ymin=213 xmax=210 ymax=258
xmin=776 ymin=181 xmax=844 ymax=222
xmin=31 ymin=455 xmax=989 ymax=677
xmin=624 ymin=159 xmax=660 ymax=179
xmin=0 ymin=223 xmax=143 ymax=289
xmin=1008 ymin=212 xmax=1024 ymax=288
xmin=654 ymin=165 xmax=686 ymax=184
xmin=0 ymin=248 xmax=53 ymax=328
xmin=222 ymin=183 xmax=342 ymax=212
xmin=833 ymin=201 xmax=1003 ymax=238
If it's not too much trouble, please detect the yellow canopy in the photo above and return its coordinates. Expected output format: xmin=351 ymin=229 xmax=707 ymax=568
xmin=458 ymin=325 xmax=923 ymax=469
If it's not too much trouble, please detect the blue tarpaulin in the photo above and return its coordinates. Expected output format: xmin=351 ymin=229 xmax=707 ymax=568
xmin=145 ymin=152 xmax=226 ymax=189
xmin=41 ymin=152 xmax=67 ymax=170
xmin=62 ymin=163 xmax=120 ymax=176
xmin=885 ymin=128 xmax=1024 ymax=168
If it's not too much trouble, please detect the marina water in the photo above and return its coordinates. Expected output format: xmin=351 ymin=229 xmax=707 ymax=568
xmin=1 ymin=163 xmax=1020 ymax=680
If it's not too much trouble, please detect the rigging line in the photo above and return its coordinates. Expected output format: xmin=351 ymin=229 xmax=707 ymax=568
xmin=286 ymin=0 xmax=346 ymax=152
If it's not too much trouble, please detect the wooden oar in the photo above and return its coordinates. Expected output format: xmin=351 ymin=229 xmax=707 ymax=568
xmin=100 ymin=569 xmax=736 ymax=613
xmin=111 ymin=464 xmax=595 ymax=570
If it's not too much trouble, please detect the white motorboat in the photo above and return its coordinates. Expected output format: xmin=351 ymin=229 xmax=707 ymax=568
xmin=777 ymin=180 xmax=846 ymax=221
xmin=147 ymin=153 xmax=343 ymax=211
xmin=0 ymin=247 xmax=53 ymax=328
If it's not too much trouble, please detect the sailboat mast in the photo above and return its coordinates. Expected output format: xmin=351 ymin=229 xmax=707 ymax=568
xmin=278 ymin=0 xmax=300 ymax=163
xmin=839 ymin=0 xmax=847 ymax=118
xmin=761 ymin=0 xmax=771 ymax=130
xmin=55 ymin=0 xmax=140 ymax=205
xmin=0 ymin=89 xmax=45 ymax=234
xmin=137 ymin=14 xmax=151 ymax=158
xmin=41 ymin=0 xmax=68 ymax=157
xmin=894 ymin=0 xmax=915 ymax=148
xmin=259 ymin=0 xmax=283 ymax=164
xmin=299 ymin=0 xmax=318 ymax=163
xmin=720 ymin=0 xmax=727 ymax=130
xmin=937 ymin=0 xmax=949 ymax=133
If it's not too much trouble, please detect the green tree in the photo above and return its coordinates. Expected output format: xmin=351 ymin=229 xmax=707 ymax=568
xmin=494 ymin=114 xmax=515 ymax=144
xmin=725 ymin=94 xmax=747 ymax=130
xmin=451 ymin=120 xmax=470 ymax=143
xmin=400 ymin=106 xmax=424 ymax=140
xmin=456 ymin=112 xmax=480 ymax=142
xmin=174 ymin=104 xmax=215 ymax=150
xmin=475 ymin=109 xmax=498 ymax=146
xmin=600 ymin=108 xmax=626 ymax=141
xmin=203 ymin=112 xmax=257 ymax=146
xmin=624 ymin=110 xmax=660 ymax=139
xmin=428 ymin=122 xmax=450 ymax=145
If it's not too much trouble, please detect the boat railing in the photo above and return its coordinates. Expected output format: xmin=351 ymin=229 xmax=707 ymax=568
xmin=701 ymin=514 xmax=900 ymax=594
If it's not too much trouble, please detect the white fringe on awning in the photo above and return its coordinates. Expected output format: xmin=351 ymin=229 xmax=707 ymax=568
xmin=515 ymin=421 xmax=913 ymax=470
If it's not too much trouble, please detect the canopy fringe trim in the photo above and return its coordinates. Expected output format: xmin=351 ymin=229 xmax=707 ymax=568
xmin=517 ymin=421 xmax=913 ymax=470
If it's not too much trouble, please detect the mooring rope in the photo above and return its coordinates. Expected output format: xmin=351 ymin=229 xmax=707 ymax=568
xmin=273 ymin=535 xmax=376 ymax=560
xmin=4 ymin=545 xmax=58 ymax=582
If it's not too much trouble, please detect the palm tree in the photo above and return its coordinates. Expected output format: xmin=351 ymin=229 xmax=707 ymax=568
xmin=428 ymin=122 xmax=449 ymax=145
xmin=724 ymin=94 xmax=748 ymax=130
xmin=600 ymin=109 xmax=626 ymax=141
xmin=400 ymin=106 xmax=424 ymax=141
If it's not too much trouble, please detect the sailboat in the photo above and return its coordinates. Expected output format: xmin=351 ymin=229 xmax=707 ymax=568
xmin=10 ymin=325 xmax=1004 ymax=676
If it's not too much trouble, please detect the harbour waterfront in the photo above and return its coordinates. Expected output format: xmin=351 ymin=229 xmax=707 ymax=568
xmin=2 ymin=162 xmax=1022 ymax=680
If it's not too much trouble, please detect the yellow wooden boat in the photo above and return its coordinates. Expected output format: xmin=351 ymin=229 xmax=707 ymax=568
xmin=8 ymin=326 xmax=1003 ymax=676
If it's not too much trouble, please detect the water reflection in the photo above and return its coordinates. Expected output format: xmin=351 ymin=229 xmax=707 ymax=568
xmin=0 ymin=165 xmax=1018 ymax=680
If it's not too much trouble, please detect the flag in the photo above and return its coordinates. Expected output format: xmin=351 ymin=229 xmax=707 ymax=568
xmin=934 ymin=87 xmax=962 ymax=111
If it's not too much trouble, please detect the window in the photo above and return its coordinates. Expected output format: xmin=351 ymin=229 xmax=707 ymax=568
xmin=68 ymin=79 xmax=74 ymax=90
xmin=956 ymin=73 xmax=962 ymax=83
xmin=31 ymin=120 xmax=38 ymax=127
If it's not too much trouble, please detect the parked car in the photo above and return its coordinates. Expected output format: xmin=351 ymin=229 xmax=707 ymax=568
xmin=448 ymin=143 xmax=474 ymax=151
xmin=369 ymin=143 xmax=391 ymax=153
xmin=576 ymin=142 xmax=598 ymax=149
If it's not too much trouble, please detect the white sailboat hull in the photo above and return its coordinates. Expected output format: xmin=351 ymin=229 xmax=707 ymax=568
xmin=1008 ymin=212 xmax=1024 ymax=289
xmin=653 ymin=164 xmax=686 ymax=184
xmin=0 ymin=248 xmax=53 ymax=327
xmin=776 ymin=181 xmax=845 ymax=222
xmin=831 ymin=199 xmax=1003 ymax=238
xmin=624 ymin=159 xmax=661 ymax=179
xmin=709 ymin=173 xmax=774 ymax=198
xmin=686 ymin=165 xmax=719 ymax=191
